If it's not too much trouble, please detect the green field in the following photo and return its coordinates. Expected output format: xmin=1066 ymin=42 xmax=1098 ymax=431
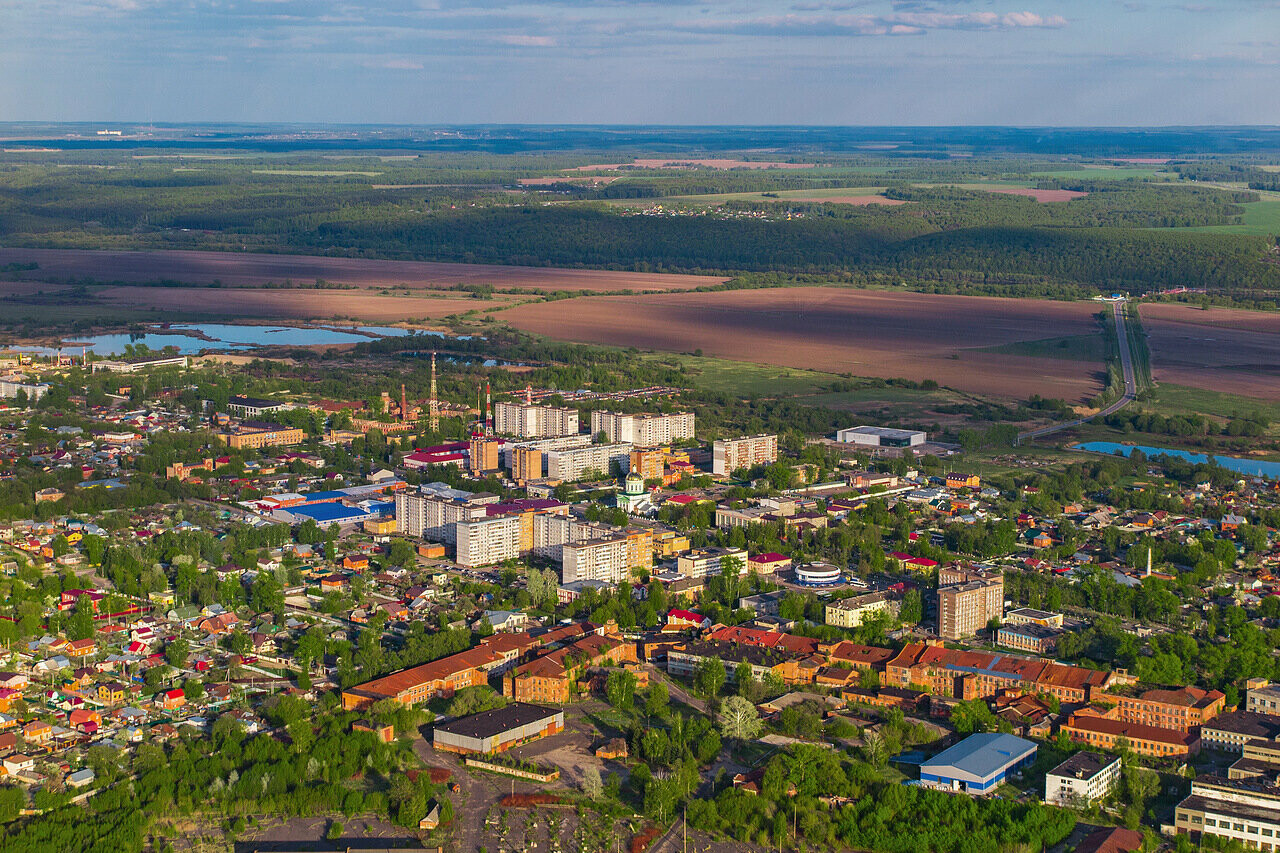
xmin=1027 ymin=167 xmax=1174 ymax=180
xmin=635 ymin=352 xmax=840 ymax=396
xmin=977 ymin=333 xmax=1107 ymax=362
xmin=1146 ymin=384 xmax=1280 ymax=426
xmin=1175 ymin=199 xmax=1280 ymax=235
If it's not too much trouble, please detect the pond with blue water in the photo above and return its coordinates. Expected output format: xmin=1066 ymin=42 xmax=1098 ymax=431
xmin=1072 ymin=441 xmax=1280 ymax=480
xmin=13 ymin=322 xmax=421 ymax=356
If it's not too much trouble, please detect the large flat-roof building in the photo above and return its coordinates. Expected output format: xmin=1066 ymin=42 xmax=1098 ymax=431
xmin=918 ymin=732 xmax=1036 ymax=796
xmin=1174 ymin=775 xmax=1280 ymax=850
xmin=225 ymin=395 xmax=293 ymax=419
xmin=835 ymin=426 xmax=926 ymax=448
xmin=432 ymin=703 xmax=564 ymax=755
xmin=219 ymin=422 xmax=304 ymax=450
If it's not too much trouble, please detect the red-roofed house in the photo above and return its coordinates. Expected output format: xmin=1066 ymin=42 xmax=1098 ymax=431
xmin=666 ymin=609 xmax=711 ymax=630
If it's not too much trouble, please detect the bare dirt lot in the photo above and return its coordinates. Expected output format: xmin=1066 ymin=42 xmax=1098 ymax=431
xmin=499 ymin=287 xmax=1107 ymax=401
xmin=0 ymin=248 xmax=726 ymax=292
xmin=1139 ymin=303 xmax=1280 ymax=399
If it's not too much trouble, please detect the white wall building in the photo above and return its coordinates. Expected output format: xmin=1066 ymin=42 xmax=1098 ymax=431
xmin=590 ymin=411 xmax=695 ymax=447
xmin=1044 ymin=752 xmax=1122 ymax=806
xmin=493 ymin=401 xmax=579 ymax=438
xmin=712 ymin=434 xmax=778 ymax=476
xmin=545 ymin=443 xmax=633 ymax=482
xmin=834 ymin=426 xmax=926 ymax=448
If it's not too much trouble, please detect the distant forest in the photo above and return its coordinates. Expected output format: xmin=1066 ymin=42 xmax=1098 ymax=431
xmin=1 ymin=154 xmax=1279 ymax=304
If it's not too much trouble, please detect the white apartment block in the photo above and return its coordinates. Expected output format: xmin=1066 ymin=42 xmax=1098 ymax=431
xmin=493 ymin=401 xmax=579 ymax=438
xmin=590 ymin=411 xmax=695 ymax=447
xmin=395 ymin=488 xmax=498 ymax=543
xmin=676 ymin=547 xmax=747 ymax=578
xmin=561 ymin=535 xmax=635 ymax=584
xmin=712 ymin=434 xmax=778 ymax=476
xmin=545 ymin=443 xmax=633 ymax=482
xmin=455 ymin=514 xmax=522 ymax=567
xmin=0 ymin=379 xmax=49 ymax=402
xmin=1044 ymin=752 xmax=1121 ymax=806
xmin=824 ymin=592 xmax=893 ymax=629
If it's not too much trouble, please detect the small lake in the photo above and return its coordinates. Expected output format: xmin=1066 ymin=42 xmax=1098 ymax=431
xmin=11 ymin=322 xmax=416 ymax=356
xmin=1073 ymin=441 xmax=1280 ymax=480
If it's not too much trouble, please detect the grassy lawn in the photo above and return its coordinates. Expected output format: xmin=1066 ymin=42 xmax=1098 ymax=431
xmin=1146 ymin=383 xmax=1280 ymax=425
xmin=635 ymin=352 xmax=841 ymax=396
xmin=977 ymin=333 xmax=1106 ymax=362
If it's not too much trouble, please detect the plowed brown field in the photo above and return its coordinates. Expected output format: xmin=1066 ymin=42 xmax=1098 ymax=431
xmin=1139 ymin=304 xmax=1280 ymax=399
xmin=0 ymin=248 xmax=725 ymax=292
xmin=500 ymin=288 xmax=1107 ymax=400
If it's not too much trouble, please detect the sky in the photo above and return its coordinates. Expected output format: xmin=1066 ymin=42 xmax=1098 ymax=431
xmin=1 ymin=0 xmax=1278 ymax=125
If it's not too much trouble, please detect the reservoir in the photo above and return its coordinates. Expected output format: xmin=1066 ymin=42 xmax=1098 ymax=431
xmin=1073 ymin=441 xmax=1280 ymax=480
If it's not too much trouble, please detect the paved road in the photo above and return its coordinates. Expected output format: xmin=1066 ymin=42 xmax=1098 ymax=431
xmin=1016 ymin=299 xmax=1138 ymax=445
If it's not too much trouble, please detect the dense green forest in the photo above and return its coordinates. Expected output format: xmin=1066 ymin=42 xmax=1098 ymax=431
xmin=2 ymin=153 xmax=1280 ymax=300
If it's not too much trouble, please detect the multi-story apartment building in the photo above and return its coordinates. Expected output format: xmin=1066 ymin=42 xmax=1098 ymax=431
xmin=1111 ymin=685 xmax=1225 ymax=732
xmin=712 ymin=434 xmax=778 ymax=476
xmin=825 ymin=592 xmax=894 ymax=629
xmin=493 ymin=401 xmax=579 ymax=438
xmin=512 ymin=447 xmax=542 ymax=482
xmin=629 ymin=448 xmax=666 ymax=481
xmin=1176 ymin=775 xmax=1280 ymax=849
xmin=468 ymin=437 xmax=502 ymax=475
xmin=590 ymin=411 xmax=695 ymax=447
xmin=1044 ymin=752 xmax=1122 ymax=807
xmin=561 ymin=532 xmax=654 ymax=584
xmin=677 ymin=547 xmax=747 ymax=578
xmin=545 ymin=443 xmax=633 ymax=481
xmin=936 ymin=568 xmax=1003 ymax=640
xmin=455 ymin=514 xmax=523 ymax=567
xmin=395 ymin=486 xmax=499 ymax=542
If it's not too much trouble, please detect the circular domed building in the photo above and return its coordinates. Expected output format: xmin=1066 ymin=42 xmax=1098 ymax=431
xmin=794 ymin=561 xmax=843 ymax=587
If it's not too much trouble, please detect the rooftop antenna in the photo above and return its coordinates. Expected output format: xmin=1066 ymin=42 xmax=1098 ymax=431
xmin=428 ymin=352 xmax=440 ymax=432
xmin=485 ymin=382 xmax=492 ymax=436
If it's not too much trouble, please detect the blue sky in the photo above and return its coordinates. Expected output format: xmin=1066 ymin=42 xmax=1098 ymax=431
xmin=1 ymin=0 xmax=1278 ymax=124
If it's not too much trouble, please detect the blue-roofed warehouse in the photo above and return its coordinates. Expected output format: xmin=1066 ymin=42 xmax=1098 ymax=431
xmin=918 ymin=733 xmax=1036 ymax=795
xmin=274 ymin=503 xmax=371 ymax=525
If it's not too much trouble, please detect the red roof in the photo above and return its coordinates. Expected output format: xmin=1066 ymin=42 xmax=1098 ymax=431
xmin=163 ymin=688 xmax=185 ymax=699
xmin=666 ymin=494 xmax=697 ymax=505
xmin=667 ymin=609 xmax=705 ymax=623
xmin=749 ymin=552 xmax=789 ymax=564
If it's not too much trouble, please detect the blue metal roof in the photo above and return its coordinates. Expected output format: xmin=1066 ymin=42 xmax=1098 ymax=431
xmin=287 ymin=503 xmax=369 ymax=523
xmin=919 ymin=733 xmax=1036 ymax=784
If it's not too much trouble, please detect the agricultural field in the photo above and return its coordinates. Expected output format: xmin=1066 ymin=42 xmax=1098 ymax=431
xmin=0 ymin=247 xmax=727 ymax=293
xmin=1138 ymin=303 xmax=1280 ymax=399
xmin=0 ymin=281 xmax=515 ymax=324
xmin=1176 ymin=198 xmax=1280 ymax=235
xmin=497 ymin=287 xmax=1109 ymax=401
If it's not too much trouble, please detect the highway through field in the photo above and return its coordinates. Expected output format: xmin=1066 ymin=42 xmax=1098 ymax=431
xmin=1017 ymin=299 xmax=1138 ymax=445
